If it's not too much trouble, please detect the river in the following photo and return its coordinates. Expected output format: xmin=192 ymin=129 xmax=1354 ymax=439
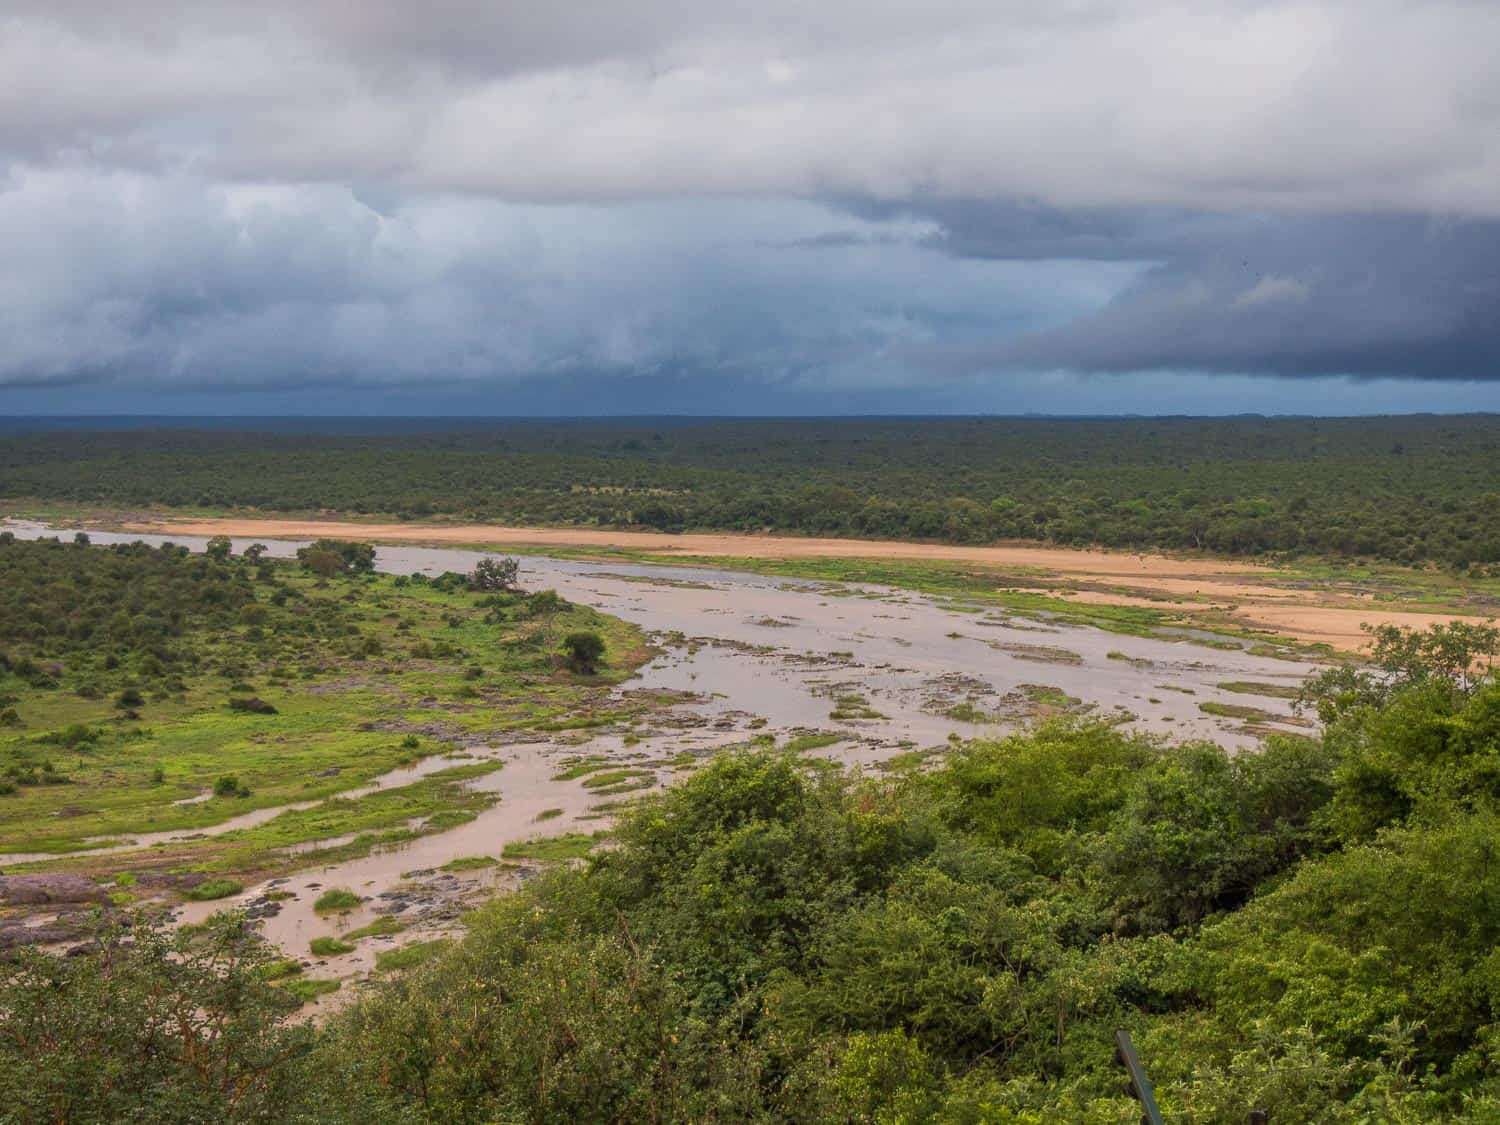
xmin=4 ymin=521 xmax=1314 ymax=987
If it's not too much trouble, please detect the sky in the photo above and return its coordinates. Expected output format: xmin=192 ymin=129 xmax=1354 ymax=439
xmin=2 ymin=0 xmax=1499 ymax=416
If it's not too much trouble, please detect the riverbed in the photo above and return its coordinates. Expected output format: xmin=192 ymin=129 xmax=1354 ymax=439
xmin=4 ymin=521 xmax=1316 ymax=992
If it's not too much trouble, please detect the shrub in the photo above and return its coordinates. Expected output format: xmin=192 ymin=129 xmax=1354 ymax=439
xmin=183 ymin=878 xmax=243 ymax=901
xmin=313 ymin=888 xmax=361 ymax=913
xmin=526 ymin=589 xmax=565 ymax=617
xmin=562 ymin=630 xmax=605 ymax=674
xmin=213 ymin=774 xmax=250 ymax=799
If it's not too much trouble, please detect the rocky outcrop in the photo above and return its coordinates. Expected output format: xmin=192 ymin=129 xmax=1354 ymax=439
xmin=0 ymin=873 xmax=109 ymax=906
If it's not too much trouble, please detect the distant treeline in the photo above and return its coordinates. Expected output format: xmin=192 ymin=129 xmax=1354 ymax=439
xmin=5 ymin=416 xmax=1500 ymax=567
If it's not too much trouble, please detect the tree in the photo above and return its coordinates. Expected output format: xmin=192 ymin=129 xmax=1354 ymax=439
xmin=526 ymin=589 xmax=564 ymax=617
xmin=562 ymin=631 xmax=605 ymax=674
xmin=0 ymin=914 xmax=311 ymax=1121
xmin=300 ymin=548 xmax=343 ymax=580
xmin=1299 ymin=620 xmax=1500 ymax=723
xmin=469 ymin=556 xmax=521 ymax=592
xmin=206 ymin=535 xmax=233 ymax=561
xmin=296 ymin=539 xmax=375 ymax=575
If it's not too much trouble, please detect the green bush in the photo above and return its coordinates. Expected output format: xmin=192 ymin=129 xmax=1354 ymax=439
xmin=313 ymin=888 xmax=361 ymax=913
xmin=562 ymin=630 xmax=605 ymax=674
xmin=213 ymin=774 xmax=250 ymax=798
xmin=8 ymin=625 xmax=1500 ymax=1123
xmin=183 ymin=877 xmax=243 ymax=901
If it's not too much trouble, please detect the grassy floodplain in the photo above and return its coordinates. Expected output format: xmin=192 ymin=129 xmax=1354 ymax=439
xmin=0 ymin=533 xmax=651 ymax=882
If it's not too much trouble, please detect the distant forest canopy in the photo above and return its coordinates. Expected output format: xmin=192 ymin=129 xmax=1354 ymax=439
xmin=4 ymin=416 xmax=1500 ymax=568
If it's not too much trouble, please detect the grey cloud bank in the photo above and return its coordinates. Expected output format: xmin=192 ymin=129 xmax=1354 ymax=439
xmin=1 ymin=0 xmax=1497 ymax=409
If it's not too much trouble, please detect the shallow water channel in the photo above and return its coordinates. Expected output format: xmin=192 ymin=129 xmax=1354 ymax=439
xmin=5 ymin=521 xmax=1316 ymax=990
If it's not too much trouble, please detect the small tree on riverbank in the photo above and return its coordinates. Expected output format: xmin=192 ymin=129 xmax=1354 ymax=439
xmin=469 ymin=556 xmax=521 ymax=593
xmin=562 ymin=631 xmax=605 ymax=674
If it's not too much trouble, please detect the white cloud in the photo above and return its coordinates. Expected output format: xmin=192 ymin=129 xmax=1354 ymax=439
xmin=1233 ymin=276 xmax=1311 ymax=308
xmin=2 ymin=0 xmax=1498 ymax=215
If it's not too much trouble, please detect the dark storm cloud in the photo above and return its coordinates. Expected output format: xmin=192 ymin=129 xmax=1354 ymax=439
xmin=0 ymin=173 xmax=1119 ymax=393
xmin=2 ymin=0 xmax=1499 ymax=400
xmin=903 ymin=205 xmax=1500 ymax=380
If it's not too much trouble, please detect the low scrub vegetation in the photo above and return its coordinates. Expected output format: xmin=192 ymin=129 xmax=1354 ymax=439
xmin=7 ymin=623 xmax=1500 ymax=1120
xmin=0 ymin=534 xmax=648 ymax=873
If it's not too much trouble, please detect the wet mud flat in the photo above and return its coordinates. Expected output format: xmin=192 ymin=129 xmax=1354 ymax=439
xmin=2 ymin=520 xmax=1318 ymax=1002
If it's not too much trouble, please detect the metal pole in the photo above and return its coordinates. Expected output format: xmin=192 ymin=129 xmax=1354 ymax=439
xmin=1113 ymin=1028 xmax=1166 ymax=1125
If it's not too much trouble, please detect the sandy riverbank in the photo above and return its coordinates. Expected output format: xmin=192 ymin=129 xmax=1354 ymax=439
xmin=113 ymin=516 xmax=1492 ymax=652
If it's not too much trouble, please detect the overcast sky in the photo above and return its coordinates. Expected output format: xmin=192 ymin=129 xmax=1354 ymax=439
xmin=3 ymin=0 xmax=1498 ymax=415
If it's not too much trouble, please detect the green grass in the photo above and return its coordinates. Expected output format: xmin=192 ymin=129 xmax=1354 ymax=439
xmin=281 ymin=977 xmax=341 ymax=1004
xmin=182 ymin=878 xmax=242 ymax=901
xmin=943 ymin=703 xmax=998 ymax=723
xmin=1198 ymin=701 xmax=1281 ymax=722
xmin=827 ymin=693 xmax=886 ymax=721
xmin=344 ymin=916 xmax=405 ymax=940
xmin=501 ymin=832 xmax=605 ymax=862
xmin=257 ymin=958 xmax=302 ymax=981
xmin=534 ymin=808 xmax=564 ymax=821
xmin=374 ymin=939 xmax=450 ymax=973
xmin=1018 ymin=684 xmax=1083 ymax=709
xmin=1 ymin=560 xmax=655 ymax=884
xmin=1217 ymin=681 xmax=1303 ymax=700
xmin=782 ymin=732 xmax=844 ymax=754
xmin=439 ymin=855 xmax=497 ymax=872
xmin=550 ymin=757 xmax=614 ymax=781
xmin=580 ymin=768 xmax=653 ymax=790
xmin=313 ymin=888 xmax=361 ymax=913
xmin=309 ymin=936 xmax=356 ymax=956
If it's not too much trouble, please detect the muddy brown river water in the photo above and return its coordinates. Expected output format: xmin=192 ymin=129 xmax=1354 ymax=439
xmin=4 ymin=521 xmax=1316 ymax=996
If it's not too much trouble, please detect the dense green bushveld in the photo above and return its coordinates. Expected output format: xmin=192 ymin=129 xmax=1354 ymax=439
xmin=6 ymin=416 xmax=1500 ymax=566
xmin=0 ymin=534 xmax=642 ymax=857
xmin=8 ymin=624 xmax=1500 ymax=1122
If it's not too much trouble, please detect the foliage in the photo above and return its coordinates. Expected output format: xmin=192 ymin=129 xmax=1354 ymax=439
xmin=0 ymin=914 xmax=313 ymax=1123
xmin=8 ymin=622 xmax=1500 ymax=1121
xmin=184 ymin=877 xmax=244 ymax=901
xmin=0 ymin=533 xmax=647 ymax=865
xmin=313 ymin=888 xmax=361 ymax=913
xmin=214 ymin=773 xmax=250 ymax=798
xmin=468 ymin=556 xmax=521 ymax=592
xmin=562 ymin=629 xmax=605 ymax=673
xmin=1299 ymin=619 xmax=1500 ymax=723
xmin=295 ymin=539 xmax=376 ymax=576
xmin=7 ymin=416 xmax=1500 ymax=566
